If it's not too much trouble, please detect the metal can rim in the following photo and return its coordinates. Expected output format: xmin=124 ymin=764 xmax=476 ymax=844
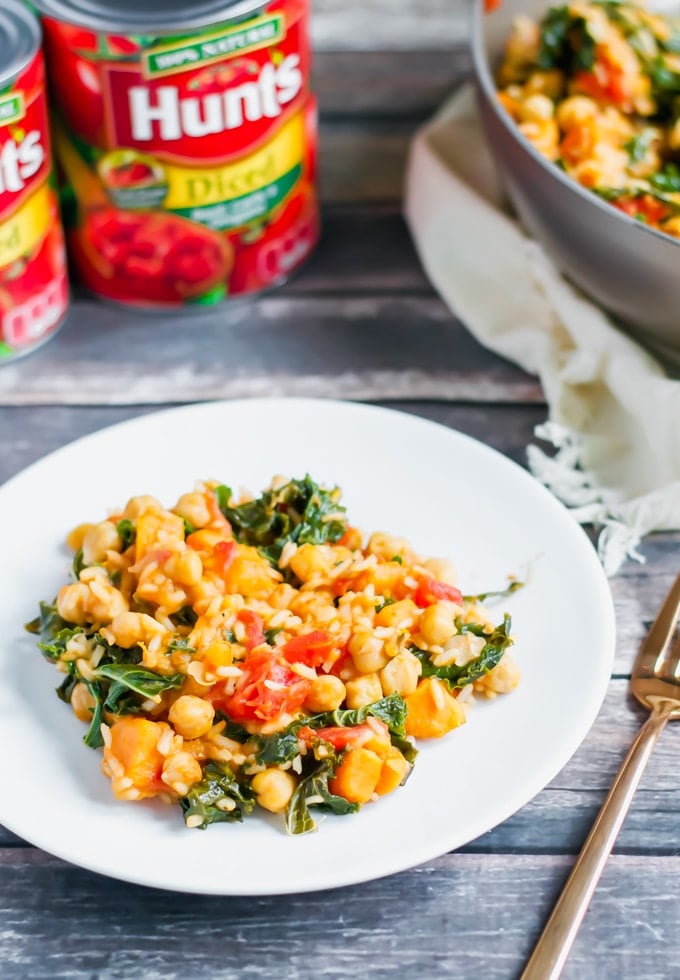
xmin=0 ymin=0 xmax=42 ymax=92
xmin=31 ymin=0 xmax=272 ymax=37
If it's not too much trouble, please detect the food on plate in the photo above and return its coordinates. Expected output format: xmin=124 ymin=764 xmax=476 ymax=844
xmin=496 ymin=0 xmax=680 ymax=236
xmin=27 ymin=475 xmax=520 ymax=834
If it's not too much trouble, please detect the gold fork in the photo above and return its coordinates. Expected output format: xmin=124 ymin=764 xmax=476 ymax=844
xmin=521 ymin=571 xmax=680 ymax=980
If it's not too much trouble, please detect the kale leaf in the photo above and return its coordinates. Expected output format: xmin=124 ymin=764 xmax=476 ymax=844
xmin=72 ymin=549 xmax=86 ymax=578
xmin=83 ymin=682 xmax=105 ymax=748
xmin=285 ymin=758 xmax=358 ymax=835
xmin=538 ymin=7 xmax=596 ymax=73
xmin=253 ymin=694 xmax=410 ymax=767
xmin=27 ymin=600 xmax=90 ymax=662
xmin=93 ymin=663 xmax=184 ymax=702
xmin=462 ymin=580 xmax=524 ymax=604
xmin=116 ymin=518 xmax=136 ymax=550
xmin=256 ymin=726 xmax=303 ymax=765
xmin=623 ymin=130 xmax=655 ymax=164
xmin=650 ymin=163 xmax=680 ymax=193
xmin=311 ymin=694 xmax=408 ymax=738
xmin=180 ymin=762 xmax=256 ymax=828
xmin=215 ymin=475 xmax=348 ymax=565
xmin=171 ymin=605 xmax=198 ymax=627
xmin=411 ymin=615 xmax=513 ymax=690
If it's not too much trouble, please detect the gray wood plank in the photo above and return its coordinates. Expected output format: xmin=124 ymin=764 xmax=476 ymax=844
xmin=0 ymin=297 xmax=540 ymax=407
xmin=314 ymin=50 xmax=470 ymax=117
xmin=0 ymin=851 xmax=677 ymax=979
xmin=0 ymin=403 xmax=545 ymax=481
xmin=312 ymin=0 xmax=471 ymax=52
xmin=319 ymin=120 xmax=415 ymax=203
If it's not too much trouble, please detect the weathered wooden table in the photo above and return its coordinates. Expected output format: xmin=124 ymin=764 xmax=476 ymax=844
xmin=1 ymin=14 xmax=679 ymax=978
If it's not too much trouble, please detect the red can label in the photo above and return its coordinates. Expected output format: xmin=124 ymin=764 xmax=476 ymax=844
xmin=42 ymin=0 xmax=320 ymax=307
xmin=0 ymin=51 xmax=69 ymax=358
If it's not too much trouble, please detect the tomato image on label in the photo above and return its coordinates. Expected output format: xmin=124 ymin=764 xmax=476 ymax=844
xmin=98 ymin=149 xmax=168 ymax=210
xmin=38 ymin=0 xmax=320 ymax=308
xmin=69 ymin=207 xmax=234 ymax=304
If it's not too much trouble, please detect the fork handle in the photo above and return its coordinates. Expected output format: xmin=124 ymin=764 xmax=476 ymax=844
xmin=521 ymin=699 xmax=672 ymax=980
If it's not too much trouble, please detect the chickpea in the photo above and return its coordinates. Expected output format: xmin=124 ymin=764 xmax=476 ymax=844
xmin=366 ymin=532 xmax=410 ymax=561
xmin=163 ymin=549 xmax=203 ymax=587
xmin=345 ymin=673 xmax=382 ymax=710
xmin=57 ymin=571 xmax=129 ymax=625
xmin=70 ymin=682 xmax=97 ymax=723
xmin=269 ymin=583 xmax=298 ymax=610
xmin=102 ymin=611 xmax=167 ymax=649
xmin=173 ymin=492 xmax=212 ymax=530
xmin=123 ymin=495 xmax=162 ymax=520
xmin=422 ymin=558 xmax=457 ymax=587
xmin=518 ymin=93 xmax=554 ymax=123
xmin=169 ymin=695 xmax=215 ymax=740
xmin=518 ymin=119 xmax=560 ymax=160
xmin=524 ymin=69 xmax=565 ymax=101
xmin=661 ymin=215 xmax=680 ymax=237
xmin=66 ymin=523 xmax=95 ymax=554
xmin=87 ymin=583 xmax=129 ymax=623
xmin=82 ymin=521 xmax=122 ymax=566
xmin=555 ymin=95 xmax=598 ymax=131
xmin=379 ymin=651 xmax=422 ymax=697
xmin=305 ymin=674 xmax=346 ymax=713
xmin=419 ymin=602 xmax=457 ymax=647
xmin=161 ymin=752 xmax=203 ymax=796
xmin=375 ymin=598 xmax=418 ymax=629
xmin=288 ymin=543 xmax=334 ymax=583
xmin=251 ymin=769 xmax=297 ymax=813
xmin=56 ymin=583 xmax=91 ymax=625
xmin=348 ymin=629 xmax=389 ymax=674
xmin=475 ymin=654 xmax=521 ymax=697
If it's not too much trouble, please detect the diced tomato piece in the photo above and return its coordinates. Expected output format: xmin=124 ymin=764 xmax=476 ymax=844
xmin=237 ymin=609 xmax=266 ymax=651
xmin=297 ymin=724 xmax=372 ymax=750
xmin=298 ymin=718 xmax=390 ymax=752
xmin=337 ymin=526 xmax=362 ymax=549
xmin=414 ymin=577 xmax=463 ymax=607
xmin=281 ymin=630 xmax=336 ymax=667
xmin=204 ymin=489 xmax=231 ymax=528
xmin=328 ymin=649 xmax=353 ymax=678
xmin=218 ymin=650 xmax=311 ymax=724
xmin=214 ymin=539 xmax=237 ymax=576
xmin=612 ymin=195 xmax=670 ymax=226
xmin=572 ymin=59 xmax=632 ymax=111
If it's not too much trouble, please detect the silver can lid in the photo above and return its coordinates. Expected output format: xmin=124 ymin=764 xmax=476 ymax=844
xmin=0 ymin=1 xmax=41 ymax=91
xmin=32 ymin=0 xmax=269 ymax=36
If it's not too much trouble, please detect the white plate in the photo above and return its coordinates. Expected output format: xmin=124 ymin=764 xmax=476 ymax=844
xmin=0 ymin=398 xmax=615 ymax=895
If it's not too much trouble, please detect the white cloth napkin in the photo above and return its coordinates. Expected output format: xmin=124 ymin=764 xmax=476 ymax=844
xmin=404 ymin=84 xmax=680 ymax=576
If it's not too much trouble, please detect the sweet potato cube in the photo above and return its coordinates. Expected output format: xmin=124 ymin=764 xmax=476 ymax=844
xmin=375 ymin=746 xmax=410 ymax=796
xmin=106 ymin=717 xmax=164 ymax=794
xmin=405 ymin=677 xmax=466 ymax=739
xmin=222 ymin=545 xmax=279 ymax=597
xmin=328 ymin=747 xmax=383 ymax=804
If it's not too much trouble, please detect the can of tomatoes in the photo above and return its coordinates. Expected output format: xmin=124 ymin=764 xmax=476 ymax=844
xmin=33 ymin=0 xmax=320 ymax=308
xmin=0 ymin=2 xmax=69 ymax=362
